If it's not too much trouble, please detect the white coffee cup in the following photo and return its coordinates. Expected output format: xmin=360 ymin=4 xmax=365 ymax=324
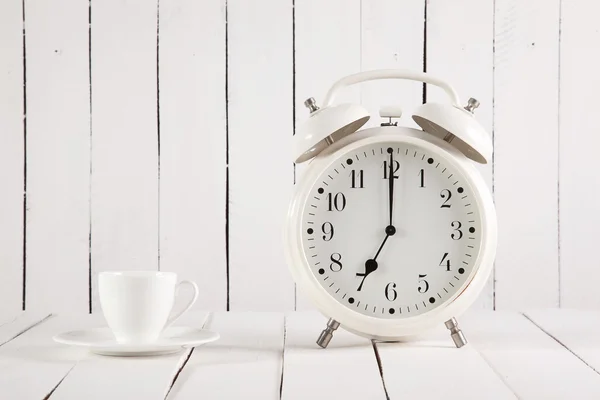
xmin=98 ymin=271 xmax=199 ymax=344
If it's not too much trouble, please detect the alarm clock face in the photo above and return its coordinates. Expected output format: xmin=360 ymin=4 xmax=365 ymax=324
xmin=299 ymin=139 xmax=483 ymax=319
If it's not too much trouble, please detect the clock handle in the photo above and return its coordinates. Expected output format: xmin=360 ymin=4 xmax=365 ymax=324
xmin=321 ymin=69 xmax=461 ymax=108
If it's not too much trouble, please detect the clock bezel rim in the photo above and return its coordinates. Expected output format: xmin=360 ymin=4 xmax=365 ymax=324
xmin=284 ymin=126 xmax=497 ymax=340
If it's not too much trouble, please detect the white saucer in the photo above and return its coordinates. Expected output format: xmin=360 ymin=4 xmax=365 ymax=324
xmin=53 ymin=327 xmax=220 ymax=356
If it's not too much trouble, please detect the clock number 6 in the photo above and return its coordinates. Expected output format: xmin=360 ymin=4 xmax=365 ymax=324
xmin=385 ymin=282 xmax=397 ymax=301
xmin=321 ymin=222 xmax=334 ymax=241
xmin=330 ymin=253 xmax=343 ymax=272
xmin=451 ymin=221 xmax=463 ymax=240
xmin=418 ymin=274 xmax=429 ymax=293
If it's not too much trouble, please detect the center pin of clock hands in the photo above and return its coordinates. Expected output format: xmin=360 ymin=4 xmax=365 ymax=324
xmin=356 ymin=149 xmax=397 ymax=292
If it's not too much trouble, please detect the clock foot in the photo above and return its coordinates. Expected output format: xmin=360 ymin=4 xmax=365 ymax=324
xmin=316 ymin=318 xmax=340 ymax=348
xmin=445 ymin=317 xmax=467 ymax=348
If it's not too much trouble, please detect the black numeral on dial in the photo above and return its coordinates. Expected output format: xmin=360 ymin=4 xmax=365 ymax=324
xmin=327 ymin=192 xmax=346 ymax=211
xmin=385 ymin=282 xmax=398 ymax=301
xmin=440 ymin=189 xmax=452 ymax=208
xmin=330 ymin=253 xmax=343 ymax=272
xmin=382 ymin=160 xmax=400 ymax=179
xmin=350 ymin=170 xmax=364 ymax=189
xmin=439 ymin=252 xmax=451 ymax=271
xmin=418 ymin=169 xmax=425 ymax=188
xmin=451 ymin=221 xmax=463 ymax=240
xmin=321 ymin=222 xmax=334 ymax=241
xmin=418 ymin=274 xmax=429 ymax=293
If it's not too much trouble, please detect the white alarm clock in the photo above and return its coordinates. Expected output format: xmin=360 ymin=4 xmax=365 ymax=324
xmin=284 ymin=70 xmax=497 ymax=348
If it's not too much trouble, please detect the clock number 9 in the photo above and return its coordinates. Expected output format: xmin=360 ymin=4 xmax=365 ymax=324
xmin=451 ymin=221 xmax=463 ymax=240
xmin=385 ymin=282 xmax=397 ymax=301
xmin=327 ymin=192 xmax=346 ymax=212
xmin=321 ymin=222 xmax=334 ymax=241
xmin=330 ymin=253 xmax=343 ymax=272
xmin=418 ymin=274 xmax=429 ymax=293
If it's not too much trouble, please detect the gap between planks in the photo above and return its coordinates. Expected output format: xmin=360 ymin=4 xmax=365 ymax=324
xmin=522 ymin=312 xmax=600 ymax=376
xmin=0 ymin=312 xmax=52 ymax=348
xmin=371 ymin=340 xmax=390 ymax=400
xmin=163 ymin=313 xmax=213 ymax=400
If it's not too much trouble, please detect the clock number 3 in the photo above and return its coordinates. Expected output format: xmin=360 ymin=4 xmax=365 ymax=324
xmin=451 ymin=221 xmax=463 ymax=240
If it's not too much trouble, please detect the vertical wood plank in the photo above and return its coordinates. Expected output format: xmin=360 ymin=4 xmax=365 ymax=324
xmin=228 ymin=0 xmax=294 ymax=310
xmin=24 ymin=0 xmax=91 ymax=313
xmin=427 ymin=0 xmax=495 ymax=309
xmin=361 ymin=0 xmax=423 ymax=128
xmin=559 ymin=0 xmax=600 ymax=308
xmin=0 ymin=0 xmax=24 ymax=314
xmin=168 ymin=312 xmax=285 ymax=399
xmin=462 ymin=311 xmax=600 ymax=398
xmin=158 ymin=0 xmax=227 ymax=310
xmin=294 ymin=0 xmax=361 ymax=310
xmin=494 ymin=0 xmax=560 ymax=309
xmin=281 ymin=312 xmax=386 ymax=399
xmin=91 ymin=0 xmax=159 ymax=311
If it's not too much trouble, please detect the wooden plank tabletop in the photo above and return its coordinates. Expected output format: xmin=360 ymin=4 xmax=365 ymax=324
xmin=1 ymin=310 xmax=599 ymax=399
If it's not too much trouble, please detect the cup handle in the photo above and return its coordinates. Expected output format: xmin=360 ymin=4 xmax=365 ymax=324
xmin=164 ymin=280 xmax=199 ymax=329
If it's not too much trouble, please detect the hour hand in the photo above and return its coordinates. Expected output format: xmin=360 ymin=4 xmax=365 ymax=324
xmin=356 ymin=259 xmax=378 ymax=291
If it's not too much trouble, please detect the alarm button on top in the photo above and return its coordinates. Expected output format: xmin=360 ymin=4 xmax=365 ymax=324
xmin=379 ymin=106 xmax=403 ymax=126
xmin=379 ymin=105 xmax=403 ymax=118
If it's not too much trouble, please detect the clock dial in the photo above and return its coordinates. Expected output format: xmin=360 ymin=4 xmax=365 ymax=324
xmin=300 ymin=141 xmax=483 ymax=319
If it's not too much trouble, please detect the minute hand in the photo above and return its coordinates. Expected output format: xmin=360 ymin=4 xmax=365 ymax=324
xmin=388 ymin=151 xmax=395 ymax=226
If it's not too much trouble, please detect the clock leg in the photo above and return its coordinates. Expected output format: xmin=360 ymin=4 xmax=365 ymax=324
xmin=316 ymin=318 xmax=340 ymax=348
xmin=445 ymin=317 xmax=467 ymax=348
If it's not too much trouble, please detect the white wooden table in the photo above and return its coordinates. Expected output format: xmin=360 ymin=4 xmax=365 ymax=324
xmin=1 ymin=310 xmax=600 ymax=399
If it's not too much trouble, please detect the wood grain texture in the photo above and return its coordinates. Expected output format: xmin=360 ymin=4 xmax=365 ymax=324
xmin=0 ymin=0 xmax=24 ymax=314
xmin=24 ymin=0 xmax=90 ymax=314
xmin=50 ymin=313 xmax=209 ymax=400
xmin=494 ymin=0 xmax=560 ymax=309
xmin=294 ymin=0 xmax=361 ymax=310
xmin=375 ymin=325 xmax=516 ymax=399
xmin=90 ymin=0 xmax=159 ymax=311
xmin=167 ymin=312 xmax=285 ymax=399
xmin=0 ymin=311 xmax=49 ymax=347
xmin=559 ymin=0 xmax=600 ymax=308
xmin=526 ymin=309 xmax=600 ymax=376
xmin=463 ymin=311 xmax=600 ymax=398
xmin=158 ymin=0 xmax=227 ymax=311
xmin=281 ymin=312 xmax=386 ymax=399
xmin=227 ymin=0 xmax=294 ymax=311
xmin=0 ymin=315 xmax=89 ymax=399
xmin=427 ymin=0 xmax=495 ymax=309
xmin=361 ymin=0 xmax=423 ymax=129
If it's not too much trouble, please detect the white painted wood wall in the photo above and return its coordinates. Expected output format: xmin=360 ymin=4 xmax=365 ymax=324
xmin=0 ymin=0 xmax=592 ymax=314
